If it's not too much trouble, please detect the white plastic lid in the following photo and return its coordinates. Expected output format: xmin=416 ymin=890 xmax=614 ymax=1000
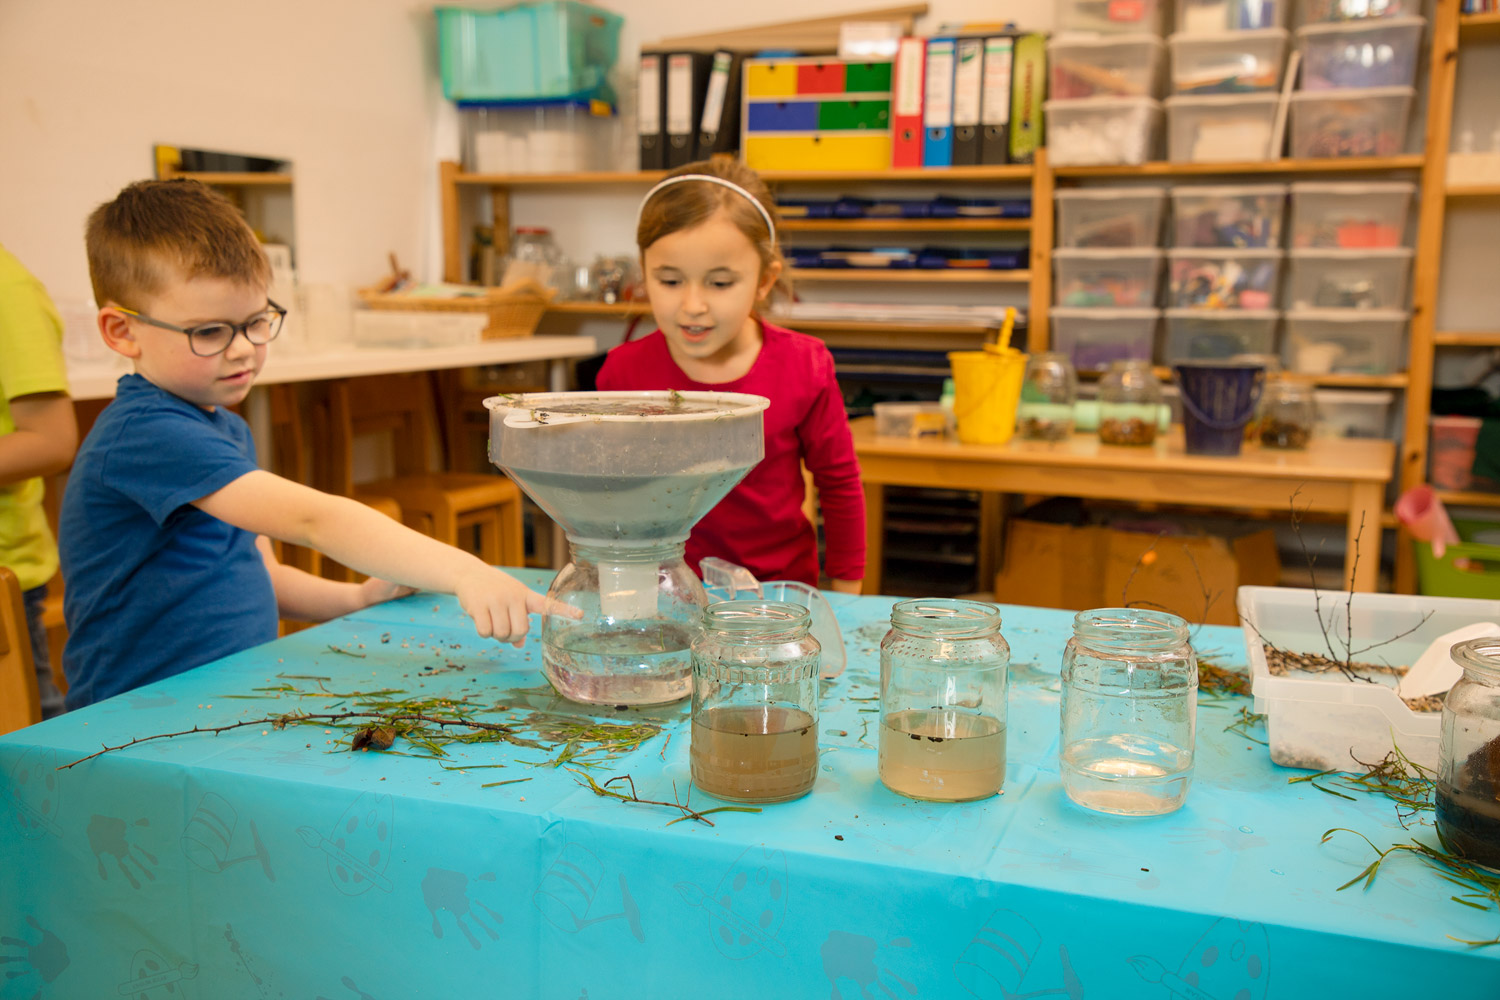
xmin=1167 ymin=28 xmax=1290 ymax=45
xmin=1289 ymin=180 xmax=1416 ymax=194
xmin=1055 ymin=186 xmax=1169 ymax=200
xmin=1288 ymin=86 xmax=1415 ymax=102
xmin=1055 ymin=247 xmax=1165 ymax=259
xmin=1051 ymin=306 xmax=1161 ymax=320
xmin=1167 ymin=247 xmax=1283 ymax=258
xmin=1165 ymin=307 xmax=1279 ymax=320
xmin=1296 ymin=15 xmax=1426 ymax=36
xmin=1163 ymin=92 xmax=1280 ymax=108
xmin=1169 ymin=183 xmax=1289 ymax=197
xmin=1044 ymin=96 xmax=1164 ymax=111
xmin=1285 ymin=308 xmax=1408 ymax=322
xmin=1049 ymin=32 xmax=1165 ymax=49
xmin=1288 ymin=247 xmax=1413 ymax=259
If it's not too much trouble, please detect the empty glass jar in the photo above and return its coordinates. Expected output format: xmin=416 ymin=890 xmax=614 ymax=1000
xmin=1060 ymin=609 xmax=1197 ymax=816
xmin=690 ymin=601 xmax=821 ymax=804
xmin=1259 ymin=378 xmax=1317 ymax=450
xmin=1437 ymin=636 xmax=1500 ymax=869
xmin=1018 ymin=352 xmax=1079 ymax=441
xmin=1097 ymin=359 xmax=1162 ymax=446
xmin=879 ymin=599 xmax=1010 ymax=802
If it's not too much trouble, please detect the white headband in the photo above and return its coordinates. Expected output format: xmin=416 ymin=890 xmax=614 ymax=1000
xmin=636 ymin=174 xmax=777 ymax=245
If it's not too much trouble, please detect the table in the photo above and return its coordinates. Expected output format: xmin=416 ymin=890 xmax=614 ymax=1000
xmin=2 ymin=570 xmax=1492 ymax=997
xmin=853 ymin=420 xmax=1397 ymax=595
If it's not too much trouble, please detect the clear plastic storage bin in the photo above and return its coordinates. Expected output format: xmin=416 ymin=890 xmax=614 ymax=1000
xmin=1055 ymin=249 xmax=1164 ymax=307
xmin=1313 ymin=388 xmax=1394 ymax=438
xmin=1301 ymin=0 xmax=1416 ymax=21
xmin=1049 ymin=34 xmax=1165 ymax=100
xmin=873 ymin=401 xmax=949 ymax=438
xmin=465 ymin=103 xmax=614 ymax=173
xmin=1050 ymin=308 xmax=1160 ymax=370
xmin=1167 ymin=248 xmax=1282 ymax=309
xmin=1177 ymin=0 xmax=1288 ymax=31
xmin=1165 ymin=94 xmax=1281 ymax=162
xmin=1167 ymin=30 xmax=1289 ymax=94
xmin=1163 ymin=308 xmax=1279 ymax=360
xmin=1058 ymin=0 xmax=1166 ymax=34
xmin=1170 ymin=184 xmax=1286 ymax=248
xmin=1297 ymin=17 xmax=1426 ymax=90
xmin=436 ymin=3 xmax=624 ymax=103
xmin=1285 ymin=248 xmax=1413 ymax=310
xmin=1288 ymin=181 xmax=1413 ymax=248
xmin=1288 ymin=86 xmax=1413 ymax=158
xmin=1282 ymin=308 xmax=1407 ymax=374
xmin=1055 ymin=187 xmax=1168 ymax=249
xmin=1045 ymin=98 xmax=1164 ymax=167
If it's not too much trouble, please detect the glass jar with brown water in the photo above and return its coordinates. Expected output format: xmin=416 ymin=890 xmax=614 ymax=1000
xmin=690 ymin=601 xmax=821 ymax=803
xmin=1438 ymin=637 xmax=1500 ymax=869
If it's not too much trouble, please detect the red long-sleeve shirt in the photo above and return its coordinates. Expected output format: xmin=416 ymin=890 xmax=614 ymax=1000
xmin=596 ymin=320 xmax=866 ymax=586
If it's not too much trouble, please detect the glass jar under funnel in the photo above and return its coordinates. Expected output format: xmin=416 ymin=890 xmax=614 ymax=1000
xmin=485 ymin=391 xmax=770 ymax=705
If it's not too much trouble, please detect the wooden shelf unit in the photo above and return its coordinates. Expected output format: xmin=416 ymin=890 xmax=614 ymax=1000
xmin=1436 ymin=489 xmax=1500 ymax=508
xmin=1446 ymin=184 xmax=1500 ymax=199
xmin=1458 ymin=10 xmax=1500 ymax=42
xmin=1434 ymin=331 xmax=1500 ymax=346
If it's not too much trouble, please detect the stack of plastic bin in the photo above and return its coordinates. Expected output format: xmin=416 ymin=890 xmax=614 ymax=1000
xmin=1281 ymin=180 xmax=1413 ymax=386
xmin=1052 ymin=187 xmax=1167 ymax=369
xmin=1045 ymin=0 xmax=1167 ymax=166
xmin=1164 ymin=0 xmax=1290 ymax=161
xmin=1287 ymin=0 xmax=1424 ymax=158
xmin=1164 ymin=184 xmax=1285 ymax=362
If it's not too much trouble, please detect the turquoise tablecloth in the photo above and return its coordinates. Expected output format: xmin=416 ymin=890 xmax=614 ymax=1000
xmin=2 ymin=569 xmax=1495 ymax=998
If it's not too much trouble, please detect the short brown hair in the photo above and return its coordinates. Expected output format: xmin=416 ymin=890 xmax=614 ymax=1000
xmin=637 ymin=158 xmax=789 ymax=305
xmin=85 ymin=179 xmax=270 ymax=308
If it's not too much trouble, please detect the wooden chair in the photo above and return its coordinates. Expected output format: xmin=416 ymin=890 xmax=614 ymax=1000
xmin=316 ymin=372 xmax=524 ymax=567
xmin=1 ymin=566 xmax=41 ymax=734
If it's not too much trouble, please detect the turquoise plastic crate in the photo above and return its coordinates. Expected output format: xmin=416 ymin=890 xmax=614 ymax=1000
xmin=437 ymin=3 xmax=622 ymax=104
xmin=1415 ymin=517 xmax=1500 ymax=600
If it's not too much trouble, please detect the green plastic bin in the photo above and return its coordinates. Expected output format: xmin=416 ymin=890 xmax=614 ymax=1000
xmin=437 ymin=3 xmax=623 ymax=104
xmin=1415 ymin=517 xmax=1500 ymax=599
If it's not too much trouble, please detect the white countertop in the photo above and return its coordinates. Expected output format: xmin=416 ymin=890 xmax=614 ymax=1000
xmin=67 ymin=335 xmax=599 ymax=401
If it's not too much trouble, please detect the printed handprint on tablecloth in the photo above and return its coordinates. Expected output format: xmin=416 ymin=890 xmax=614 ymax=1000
xmin=422 ymin=868 xmax=503 ymax=950
xmin=7 ymin=748 xmax=62 ymax=841
xmin=823 ymin=930 xmax=918 ymax=999
xmin=0 ymin=915 xmax=70 ymax=996
xmin=86 ymin=814 xmax=158 ymax=889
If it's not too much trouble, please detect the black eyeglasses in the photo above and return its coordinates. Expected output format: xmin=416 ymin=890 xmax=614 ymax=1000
xmin=118 ymin=299 xmax=286 ymax=357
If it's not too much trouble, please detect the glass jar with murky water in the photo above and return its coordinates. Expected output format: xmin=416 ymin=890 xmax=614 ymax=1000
xmin=1097 ymin=359 xmax=1162 ymax=446
xmin=879 ymin=599 xmax=1010 ymax=802
xmin=1060 ymin=609 xmax=1197 ymax=816
xmin=690 ymin=601 xmax=821 ymax=803
xmin=1437 ymin=637 xmax=1500 ymax=869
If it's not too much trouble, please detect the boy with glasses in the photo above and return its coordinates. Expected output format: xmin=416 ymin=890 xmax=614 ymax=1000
xmin=59 ymin=179 xmax=549 ymax=710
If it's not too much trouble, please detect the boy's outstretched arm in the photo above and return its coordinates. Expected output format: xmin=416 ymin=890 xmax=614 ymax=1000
xmin=195 ymin=470 xmax=551 ymax=642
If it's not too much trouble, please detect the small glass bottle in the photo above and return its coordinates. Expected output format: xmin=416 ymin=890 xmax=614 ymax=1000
xmin=879 ymin=599 xmax=1010 ymax=802
xmin=1259 ymin=378 xmax=1317 ymax=450
xmin=690 ymin=601 xmax=821 ymax=804
xmin=1060 ymin=609 xmax=1197 ymax=816
xmin=1018 ymin=352 xmax=1079 ymax=441
xmin=504 ymin=227 xmax=565 ymax=290
xmin=1097 ymin=359 xmax=1162 ymax=447
xmin=1437 ymin=637 xmax=1500 ymax=869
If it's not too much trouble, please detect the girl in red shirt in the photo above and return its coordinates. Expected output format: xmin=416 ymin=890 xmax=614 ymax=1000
xmin=596 ymin=159 xmax=865 ymax=592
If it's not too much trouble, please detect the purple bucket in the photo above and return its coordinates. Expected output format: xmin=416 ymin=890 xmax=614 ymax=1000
xmin=1174 ymin=361 xmax=1265 ymax=457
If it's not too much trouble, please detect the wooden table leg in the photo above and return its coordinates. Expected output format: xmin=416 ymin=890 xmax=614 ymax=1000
xmin=1345 ymin=481 xmax=1384 ymax=593
xmin=864 ymin=482 xmax=885 ymax=596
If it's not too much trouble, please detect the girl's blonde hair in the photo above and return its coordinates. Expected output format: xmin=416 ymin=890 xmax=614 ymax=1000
xmin=636 ymin=158 xmax=789 ymax=306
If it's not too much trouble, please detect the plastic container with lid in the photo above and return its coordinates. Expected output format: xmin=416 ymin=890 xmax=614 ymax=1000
xmin=1045 ymin=98 xmax=1164 ymax=167
xmin=1055 ymin=248 xmax=1164 ymax=307
xmin=1177 ymin=0 xmax=1288 ymax=31
xmin=1314 ymin=387 xmax=1394 ymax=438
xmin=1281 ymin=308 xmax=1407 ymax=374
xmin=1167 ymin=248 xmax=1282 ymax=309
xmin=1051 ymin=309 xmax=1160 ymax=372
xmin=1163 ymin=308 xmax=1278 ymax=360
xmin=1288 ymin=86 xmax=1413 ymax=158
xmin=1048 ymin=34 xmax=1165 ymax=100
xmin=1288 ymin=181 xmax=1414 ymax=248
xmin=1098 ymin=359 xmax=1165 ymax=445
xmin=1285 ymin=247 xmax=1413 ymax=310
xmin=1055 ymin=187 xmax=1167 ymax=249
xmin=1170 ymin=184 xmax=1286 ymax=248
xmin=1165 ymin=93 xmax=1281 ymax=163
xmin=1167 ymin=30 xmax=1289 ymax=95
xmin=1300 ymin=0 xmax=1415 ymax=21
xmin=873 ymin=401 xmax=949 ymax=438
xmin=1057 ymin=0 xmax=1166 ymax=35
xmin=1297 ymin=17 xmax=1426 ymax=90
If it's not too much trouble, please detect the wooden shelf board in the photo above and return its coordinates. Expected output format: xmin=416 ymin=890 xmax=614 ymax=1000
xmin=1446 ymin=184 xmax=1500 ymax=199
xmin=1280 ymin=372 xmax=1411 ymax=389
xmin=1436 ymin=489 xmax=1500 ymax=509
xmin=789 ymin=268 xmax=1030 ymax=283
xmin=1434 ymin=331 xmax=1500 ymax=347
xmin=780 ymin=218 xmax=1032 ymax=232
xmin=1459 ymin=11 xmax=1500 ymax=43
xmin=457 ymin=170 xmax=668 ymax=186
xmin=763 ymin=165 xmax=1033 ymax=183
xmin=1054 ymin=155 xmax=1425 ymax=178
xmin=164 ymin=171 xmax=292 ymax=186
xmin=546 ymin=301 xmax=652 ymax=317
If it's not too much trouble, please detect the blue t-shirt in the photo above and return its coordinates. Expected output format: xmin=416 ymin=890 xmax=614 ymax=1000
xmin=60 ymin=374 xmax=277 ymax=709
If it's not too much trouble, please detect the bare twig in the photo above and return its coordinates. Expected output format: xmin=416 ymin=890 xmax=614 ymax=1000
xmin=568 ymin=769 xmax=760 ymax=826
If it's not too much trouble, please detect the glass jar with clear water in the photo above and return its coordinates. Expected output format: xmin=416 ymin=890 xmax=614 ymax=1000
xmin=1437 ymin=637 xmax=1500 ymax=869
xmin=691 ymin=601 xmax=822 ymax=804
xmin=879 ymin=599 xmax=1010 ymax=802
xmin=1097 ymin=359 xmax=1162 ymax=446
xmin=1060 ymin=609 xmax=1197 ymax=816
xmin=1017 ymin=352 xmax=1079 ymax=441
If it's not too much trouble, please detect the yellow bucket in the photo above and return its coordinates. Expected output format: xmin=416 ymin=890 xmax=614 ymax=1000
xmin=948 ymin=347 xmax=1027 ymax=445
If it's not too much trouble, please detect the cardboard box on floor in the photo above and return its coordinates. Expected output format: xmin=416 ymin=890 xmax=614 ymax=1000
xmin=993 ymin=520 xmax=1281 ymax=626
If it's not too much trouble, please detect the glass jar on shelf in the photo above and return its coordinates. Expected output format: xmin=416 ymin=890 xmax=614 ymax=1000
xmin=1060 ymin=609 xmax=1198 ymax=817
xmin=1097 ymin=359 xmax=1162 ymax=446
xmin=690 ymin=601 xmax=822 ymax=804
xmin=879 ymin=599 xmax=1010 ymax=802
xmin=1437 ymin=637 xmax=1500 ymax=869
xmin=1017 ymin=352 xmax=1079 ymax=441
xmin=502 ymin=226 xmax=565 ymax=291
xmin=1259 ymin=377 xmax=1317 ymax=449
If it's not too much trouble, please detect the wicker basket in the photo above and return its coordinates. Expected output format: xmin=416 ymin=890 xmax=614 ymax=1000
xmin=358 ymin=280 xmax=554 ymax=340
